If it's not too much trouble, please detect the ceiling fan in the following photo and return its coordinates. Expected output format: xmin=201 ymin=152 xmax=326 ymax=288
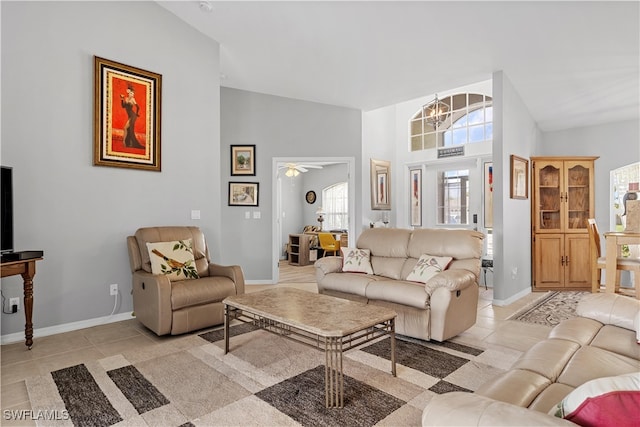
xmin=279 ymin=162 xmax=323 ymax=177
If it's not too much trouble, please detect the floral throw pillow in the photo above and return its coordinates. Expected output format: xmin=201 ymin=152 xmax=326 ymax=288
xmin=406 ymin=254 xmax=453 ymax=284
xmin=146 ymin=239 xmax=199 ymax=281
xmin=341 ymin=247 xmax=374 ymax=274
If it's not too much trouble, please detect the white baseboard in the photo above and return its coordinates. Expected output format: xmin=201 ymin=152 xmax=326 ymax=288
xmin=0 ymin=312 xmax=134 ymax=345
xmin=492 ymin=287 xmax=532 ymax=307
xmin=245 ymin=280 xmax=276 ymax=285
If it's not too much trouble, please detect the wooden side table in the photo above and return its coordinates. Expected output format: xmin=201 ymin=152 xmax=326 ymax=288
xmin=1 ymin=257 xmax=42 ymax=349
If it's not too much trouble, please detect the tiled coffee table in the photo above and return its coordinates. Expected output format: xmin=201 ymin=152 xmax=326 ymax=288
xmin=223 ymin=287 xmax=397 ymax=408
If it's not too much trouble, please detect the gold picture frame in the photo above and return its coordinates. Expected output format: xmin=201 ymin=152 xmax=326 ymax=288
xmin=230 ymin=145 xmax=256 ymax=176
xmin=371 ymin=159 xmax=391 ymax=210
xmin=228 ymin=182 xmax=259 ymax=206
xmin=484 ymin=162 xmax=494 ymax=227
xmin=410 ymin=168 xmax=422 ymax=226
xmin=510 ymin=155 xmax=529 ymax=199
xmin=93 ymin=56 xmax=162 ymax=171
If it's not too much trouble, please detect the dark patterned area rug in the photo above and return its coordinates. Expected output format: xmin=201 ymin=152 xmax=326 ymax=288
xmin=507 ymin=291 xmax=589 ymax=326
xmin=26 ymin=324 xmax=503 ymax=427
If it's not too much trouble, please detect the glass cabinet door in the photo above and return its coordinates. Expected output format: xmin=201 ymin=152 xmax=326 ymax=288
xmin=565 ymin=162 xmax=591 ymax=231
xmin=536 ymin=161 xmax=563 ymax=232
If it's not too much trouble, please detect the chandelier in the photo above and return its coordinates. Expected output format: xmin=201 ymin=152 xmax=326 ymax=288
xmin=423 ymin=94 xmax=450 ymax=129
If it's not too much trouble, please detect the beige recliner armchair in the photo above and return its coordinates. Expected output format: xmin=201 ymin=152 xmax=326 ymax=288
xmin=127 ymin=226 xmax=245 ymax=336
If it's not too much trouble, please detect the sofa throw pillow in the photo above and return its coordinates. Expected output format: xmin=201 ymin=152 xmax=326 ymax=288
xmin=549 ymin=372 xmax=640 ymax=427
xmin=146 ymin=239 xmax=199 ymax=281
xmin=406 ymin=254 xmax=453 ymax=284
xmin=341 ymin=247 xmax=374 ymax=274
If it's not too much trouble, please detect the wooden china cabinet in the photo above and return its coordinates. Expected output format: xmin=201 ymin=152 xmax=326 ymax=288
xmin=531 ymin=156 xmax=598 ymax=291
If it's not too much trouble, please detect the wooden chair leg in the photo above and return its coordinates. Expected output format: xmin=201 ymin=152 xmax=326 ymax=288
xmin=634 ymin=270 xmax=640 ymax=300
xmin=592 ymin=267 xmax=601 ymax=293
xmin=615 ymin=270 xmax=622 ymax=293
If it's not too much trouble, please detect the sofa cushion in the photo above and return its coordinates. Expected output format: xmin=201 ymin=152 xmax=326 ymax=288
xmin=556 ymin=346 xmax=640 ymax=388
xmin=341 ymin=247 xmax=374 ymax=274
xmin=550 ymin=373 xmax=640 ymax=427
xmin=356 ymin=228 xmax=411 ymax=258
xmin=371 ymin=256 xmax=406 ymax=279
xmin=170 ymin=275 xmax=236 ymax=310
xmin=476 ymin=369 xmax=552 ymax=408
xmin=146 ymin=239 xmax=199 ymax=281
xmin=529 ymin=383 xmax=576 ymax=413
xmin=589 ymin=325 xmax=640 ymax=363
xmin=365 ymin=280 xmax=428 ymax=309
xmin=548 ymin=317 xmax=602 ymax=346
xmin=407 ymin=228 xmax=483 ymax=260
xmin=511 ymin=339 xmax=580 ymax=382
xmin=406 ymin=254 xmax=452 ymax=284
xmin=319 ymin=272 xmax=378 ymax=297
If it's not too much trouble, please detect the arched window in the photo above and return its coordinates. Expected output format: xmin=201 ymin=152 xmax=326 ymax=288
xmin=410 ymin=93 xmax=492 ymax=151
xmin=322 ymin=182 xmax=348 ymax=231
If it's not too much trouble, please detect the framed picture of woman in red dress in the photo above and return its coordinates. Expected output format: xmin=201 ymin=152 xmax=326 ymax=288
xmin=93 ymin=56 xmax=162 ymax=171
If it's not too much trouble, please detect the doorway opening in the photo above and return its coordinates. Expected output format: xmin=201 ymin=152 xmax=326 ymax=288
xmin=272 ymin=157 xmax=356 ymax=283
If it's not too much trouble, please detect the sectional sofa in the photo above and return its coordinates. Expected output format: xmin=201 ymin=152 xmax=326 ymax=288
xmin=422 ymin=292 xmax=640 ymax=426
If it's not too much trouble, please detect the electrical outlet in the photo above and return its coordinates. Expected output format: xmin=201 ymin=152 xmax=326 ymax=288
xmin=9 ymin=297 xmax=19 ymax=312
xmin=110 ymin=284 xmax=118 ymax=296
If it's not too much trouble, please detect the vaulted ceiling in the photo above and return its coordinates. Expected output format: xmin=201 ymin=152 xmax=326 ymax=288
xmin=159 ymin=1 xmax=639 ymax=132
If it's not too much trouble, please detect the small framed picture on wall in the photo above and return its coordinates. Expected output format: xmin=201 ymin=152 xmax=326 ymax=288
xmin=371 ymin=159 xmax=391 ymax=210
xmin=410 ymin=169 xmax=422 ymax=227
xmin=231 ymin=145 xmax=256 ymax=176
xmin=228 ymin=182 xmax=259 ymax=206
xmin=510 ymin=155 xmax=529 ymax=199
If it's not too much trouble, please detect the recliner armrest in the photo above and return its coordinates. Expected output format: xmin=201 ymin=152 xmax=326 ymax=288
xmin=131 ymin=270 xmax=173 ymax=335
xmin=424 ymin=269 xmax=476 ymax=295
xmin=209 ymin=263 xmax=245 ymax=295
xmin=422 ymin=392 xmax=574 ymax=426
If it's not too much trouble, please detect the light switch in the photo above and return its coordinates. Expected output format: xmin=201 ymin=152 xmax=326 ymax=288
xmin=191 ymin=210 xmax=201 ymax=220
xmin=245 ymin=211 xmax=251 ymax=219
xmin=253 ymin=211 xmax=261 ymax=219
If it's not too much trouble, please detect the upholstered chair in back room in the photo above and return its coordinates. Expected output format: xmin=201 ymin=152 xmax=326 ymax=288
xmin=127 ymin=226 xmax=245 ymax=335
xmin=318 ymin=232 xmax=341 ymax=257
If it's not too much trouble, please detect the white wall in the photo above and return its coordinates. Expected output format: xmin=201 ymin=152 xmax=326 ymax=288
xmin=1 ymin=1 xmax=221 ymax=339
xmin=220 ymin=88 xmax=361 ymax=281
xmin=361 ymin=105 xmax=397 ymax=228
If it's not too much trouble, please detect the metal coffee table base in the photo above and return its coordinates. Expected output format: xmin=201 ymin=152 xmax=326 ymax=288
xmin=224 ymin=306 xmax=396 ymax=408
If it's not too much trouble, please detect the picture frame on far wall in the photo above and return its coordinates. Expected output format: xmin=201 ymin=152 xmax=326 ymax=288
xmin=371 ymin=159 xmax=391 ymax=210
xmin=410 ymin=169 xmax=422 ymax=227
xmin=230 ymin=145 xmax=256 ymax=176
xmin=510 ymin=155 xmax=529 ymax=199
xmin=228 ymin=182 xmax=259 ymax=206
xmin=484 ymin=162 xmax=493 ymax=227
xmin=93 ymin=56 xmax=162 ymax=171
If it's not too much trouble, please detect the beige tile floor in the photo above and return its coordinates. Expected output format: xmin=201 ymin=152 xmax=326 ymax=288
xmin=0 ymin=270 xmax=550 ymax=426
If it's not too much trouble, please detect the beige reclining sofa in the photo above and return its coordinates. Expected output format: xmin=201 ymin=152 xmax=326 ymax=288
xmin=127 ymin=226 xmax=245 ymax=336
xmin=422 ymin=293 xmax=640 ymax=426
xmin=314 ymin=228 xmax=484 ymax=342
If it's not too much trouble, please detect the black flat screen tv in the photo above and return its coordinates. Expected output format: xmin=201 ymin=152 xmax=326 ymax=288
xmin=1 ymin=166 xmax=14 ymax=254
